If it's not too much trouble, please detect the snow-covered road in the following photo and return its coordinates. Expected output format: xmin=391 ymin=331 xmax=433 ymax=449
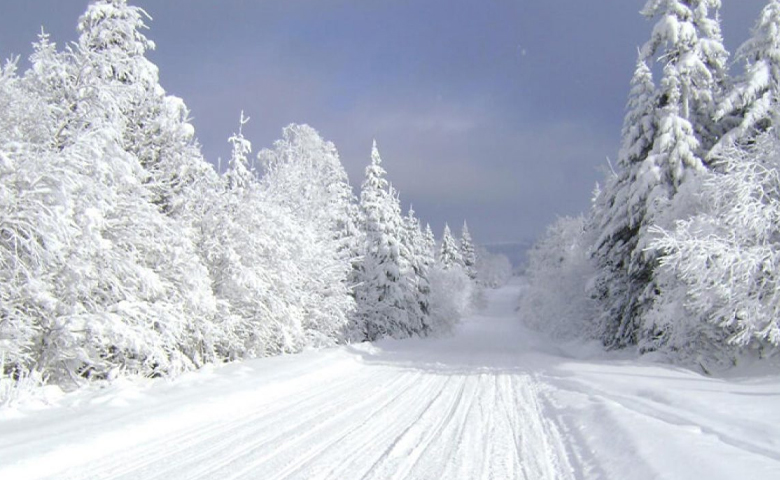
xmin=2 ymin=280 xmax=780 ymax=479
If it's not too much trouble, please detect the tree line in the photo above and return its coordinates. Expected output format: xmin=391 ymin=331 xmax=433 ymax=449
xmin=521 ymin=0 xmax=780 ymax=370
xmin=0 ymin=0 xmax=503 ymax=391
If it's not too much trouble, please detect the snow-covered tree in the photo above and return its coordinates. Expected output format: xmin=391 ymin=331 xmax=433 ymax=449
xmin=641 ymin=0 xmax=728 ymax=152
xmin=590 ymin=57 xmax=659 ymax=347
xmin=201 ymin=120 xmax=313 ymax=358
xmin=459 ymin=221 xmax=477 ymax=280
xmin=258 ymin=124 xmax=358 ymax=344
xmin=353 ymin=141 xmax=419 ymax=341
xmin=439 ymin=224 xmax=463 ymax=269
xmin=0 ymin=59 xmax=69 ymax=379
xmin=423 ymin=223 xmax=436 ymax=260
xmin=2 ymin=30 xmax=219 ymax=382
xmin=520 ymin=216 xmax=598 ymax=340
xmin=714 ymin=0 xmax=780 ymax=151
xmin=590 ymin=0 xmax=726 ymax=348
xmin=650 ymin=135 xmax=780 ymax=366
xmin=401 ymin=207 xmax=433 ymax=334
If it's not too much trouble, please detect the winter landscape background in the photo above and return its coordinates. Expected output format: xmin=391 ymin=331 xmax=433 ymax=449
xmin=2 ymin=1 xmax=780 ymax=479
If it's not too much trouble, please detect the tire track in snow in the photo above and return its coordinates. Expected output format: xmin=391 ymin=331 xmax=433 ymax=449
xmin=54 ymin=367 xmax=407 ymax=480
xmin=218 ymin=369 xmax=433 ymax=480
xmin=191 ymin=369 xmax=424 ymax=480
xmin=103 ymin=371 xmax=371 ymax=480
xmin=355 ymin=374 xmax=470 ymax=480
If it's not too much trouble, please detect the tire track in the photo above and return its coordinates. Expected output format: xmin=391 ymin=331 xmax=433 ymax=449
xmin=55 ymin=367 xmax=406 ymax=480
xmin=358 ymin=374 xmax=469 ymax=480
xmin=219 ymin=369 xmax=431 ymax=480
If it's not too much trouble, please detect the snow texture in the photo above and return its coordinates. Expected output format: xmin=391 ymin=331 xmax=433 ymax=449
xmin=2 ymin=281 xmax=779 ymax=480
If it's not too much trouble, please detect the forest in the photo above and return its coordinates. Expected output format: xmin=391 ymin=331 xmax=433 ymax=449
xmin=521 ymin=0 xmax=780 ymax=371
xmin=0 ymin=0 xmax=512 ymax=396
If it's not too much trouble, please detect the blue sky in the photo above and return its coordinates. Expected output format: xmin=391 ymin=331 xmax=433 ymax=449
xmin=0 ymin=0 xmax=768 ymax=244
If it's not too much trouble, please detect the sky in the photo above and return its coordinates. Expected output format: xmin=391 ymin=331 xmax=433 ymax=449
xmin=0 ymin=0 xmax=768 ymax=245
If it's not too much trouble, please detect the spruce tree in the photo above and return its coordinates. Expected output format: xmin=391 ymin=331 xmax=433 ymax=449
xmin=640 ymin=0 xmax=728 ymax=153
xmin=714 ymin=0 xmax=780 ymax=151
xmin=354 ymin=141 xmax=414 ymax=340
xmin=590 ymin=0 xmax=727 ymax=348
xmin=439 ymin=223 xmax=463 ymax=269
xmin=460 ymin=221 xmax=477 ymax=280
xmin=402 ymin=206 xmax=432 ymax=333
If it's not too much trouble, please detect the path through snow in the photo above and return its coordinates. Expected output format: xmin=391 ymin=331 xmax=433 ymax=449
xmin=1 ymin=280 xmax=780 ymax=479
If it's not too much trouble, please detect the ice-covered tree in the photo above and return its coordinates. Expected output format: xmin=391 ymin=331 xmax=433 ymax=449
xmin=460 ymin=221 xmax=477 ymax=280
xmin=439 ymin=224 xmax=463 ymax=270
xmin=714 ymin=0 xmax=780 ymax=151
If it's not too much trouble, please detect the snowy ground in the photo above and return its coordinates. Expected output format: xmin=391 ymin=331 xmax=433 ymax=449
xmin=2 ymin=280 xmax=780 ymax=479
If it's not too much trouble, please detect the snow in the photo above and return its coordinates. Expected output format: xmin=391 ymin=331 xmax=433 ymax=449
xmin=2 ymin=279 xmax=779 ymax=479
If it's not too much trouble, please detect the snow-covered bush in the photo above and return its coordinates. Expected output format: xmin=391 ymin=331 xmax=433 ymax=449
xmin=0 ymin=355 xmax=47 ymax=408
xmin=519 ymin=216 xmax=598 ymax=340
xmin=427 ymin=265 xmax=473 ymax=334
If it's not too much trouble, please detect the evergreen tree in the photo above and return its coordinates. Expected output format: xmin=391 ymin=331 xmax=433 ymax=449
xmin=460 ymin=221 xmax=477 ymax=280
xmin=424 ymin=223 xmax=436 ymax=260
xmin=640 ymin=0 xmax=728 ymax=153
xmin=402 ymin=206 xmax=432 ymax=333
xmin=439 ymin=223 xmax=463 ymax=269
xmin=590 ymin=0 xmax=726 ymax=348
xmin=354 ymin=141 xmax=415 ymax=341
xmin=714 ymin=0 xmax=780 ymax=151
xmin=201 ymin=118 xmax=310 ymax=358
xmin=0 ymin=5 xmax=219 ymax=381
xmin=591 ymin=58 xmax=658 ymax=347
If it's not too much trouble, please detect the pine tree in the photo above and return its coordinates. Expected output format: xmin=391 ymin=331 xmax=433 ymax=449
xmin=424 ymin=223 xmax=436 ymax=260
xmin=591 ymin=58 xmax=658 ymax=346
xmin=439 ymin=223 xmax=463 ymax=269
xmin=714 ymin=0 xmax=780 ymax=151
xmin=460 ymin=221 xmax=477 ymax=280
